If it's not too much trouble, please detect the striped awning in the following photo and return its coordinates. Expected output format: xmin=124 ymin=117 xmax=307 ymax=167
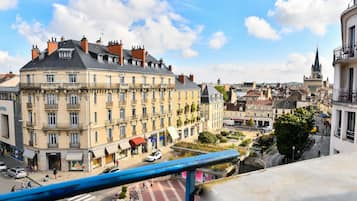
xmin=119 ymin=140 xmax=131 ymax=150
xmin=167 ymin=127 xmax=179 ymax=140
xmin=23 ymin=149 xmax=36 ymax=159
xmin=129 ymin=137 xmax=146 ymax=147
xmin=105 ymin=144 xmax=118 ymax=154
xmin=91 ymin=148 xmax=105 ymax=158
xmin=65 ymin=152 xmax=83 ymax=161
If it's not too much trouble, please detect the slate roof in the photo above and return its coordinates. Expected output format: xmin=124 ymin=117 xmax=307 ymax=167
xmin=201 ymin=85 xmax=223 ymax=103
xmin=175 ymin=76 xmax=200 ymax=91
xmin=20 ymin=40 xmax=174 ymax=76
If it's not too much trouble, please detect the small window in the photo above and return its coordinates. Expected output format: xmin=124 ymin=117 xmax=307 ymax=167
xmin=68 ymin=73 xmax=77 ymax=83
xmin=46 ymin=74 xmax=55 ymax=83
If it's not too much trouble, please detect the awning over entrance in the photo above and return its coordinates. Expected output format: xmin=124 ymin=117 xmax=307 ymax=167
xmin=105 ymin=144 xmax=118 ymax=154
xmin=91 ymin=148 xmax=105 ymax=158
xmin=65 ymin=152 xmax=83 ymax=161
xmin=167 ymin=127 xmax=179 ymax=140
xmin=129 ymin=137 xmax=146 ymax=147
xmin=119 ymin=140 xmax=131 ymax=150
xmin=23 ymin=149 xmax=35 ymax=159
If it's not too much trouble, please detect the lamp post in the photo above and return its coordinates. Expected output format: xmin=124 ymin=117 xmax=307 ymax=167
xmin=292 ymin=145 xmax=295 ymax=161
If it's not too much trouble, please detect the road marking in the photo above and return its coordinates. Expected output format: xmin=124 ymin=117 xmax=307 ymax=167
xmin=148 ymin=182 xmax=157 ymax=201
xmin=178 ymin=180 xmax=185 ymax=190
xmin=157 ymin=181 xmax=170 ymax=201
xmin=168 ymin=180 xmax=182 ymax=201
xmin=135 ymin=184 xmax=144 ymax=201
xmin=66 ymin=194 xmax=96 ymax=201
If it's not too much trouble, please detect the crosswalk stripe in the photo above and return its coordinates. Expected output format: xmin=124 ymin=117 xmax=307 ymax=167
xmin=66 ymin=194 xmax=96 ymax=201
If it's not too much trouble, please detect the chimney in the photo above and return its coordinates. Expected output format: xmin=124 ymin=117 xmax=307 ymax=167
xmin=189 ymin=74 xmax=194 ymax=82
xmin=47 ymin=37 xmax=58 ymax=56
xmin=108 ymin=40 xmax=123 ymax=65
xmin=131 ymin=46 xmax=146 ymax=67
xmin=81 ymin=36 xmax=89 ymax=54
xmin=168 ymin=65 xmax=173 ymax=72
xmin=31 ymin=45 xmax=40 ymax=60
xmin=178 ymin=74 xmax=185 ymax=84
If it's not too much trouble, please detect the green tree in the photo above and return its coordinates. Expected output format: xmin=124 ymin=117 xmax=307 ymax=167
xmin=274 ymin=109 xmax=313 ymax=160
xmin=198 ymin=131 xmax=218 ymax=144
xmin=247 ymin=118 xmax=255 ymax=128
xmin=214 ymin=85 xmax=228 ymax=102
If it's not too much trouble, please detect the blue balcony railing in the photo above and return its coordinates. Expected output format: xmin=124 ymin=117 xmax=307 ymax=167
xmin=0 ymin=149 xmax=239 ymax=201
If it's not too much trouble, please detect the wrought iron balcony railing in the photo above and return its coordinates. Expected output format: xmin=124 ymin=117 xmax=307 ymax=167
xmin=333 ymin=46 xmax=357 ymax=64
xmin=333 ymin=90 xmax=357 ymax=104
xmin=0 ymin=150 xmax=239 ymax=201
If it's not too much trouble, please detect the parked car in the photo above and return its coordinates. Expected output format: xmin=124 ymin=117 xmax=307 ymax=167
xmin=145 ymin=150 xmax=162 ymax=162
xmin=101 ymin=167 xmax=120 ymax=174
xmin=7 ymin=167 xmax=27 ymax=179
xmin=0 ymin=161 xmax=7 ymax=171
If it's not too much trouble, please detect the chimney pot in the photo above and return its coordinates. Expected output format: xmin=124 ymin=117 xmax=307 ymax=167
xmin=107 ymin=39 xmax=123 ymax=65
xmin=178 ymin=74 xmax=185 ymax=84
xmin=31 ymin=45 xmax=40 ymax=60
xmin=131 ymin=46 xmax=146 ymax=67
xmin=81 ymin=36 xmax=89 ymax=54
xmin=189 ymin=74 xmax=194 ymax=82
xmin=168 ymin=65 xmax=172 ymax=72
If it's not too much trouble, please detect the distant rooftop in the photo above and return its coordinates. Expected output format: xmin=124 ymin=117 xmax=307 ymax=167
xmin=201 ymin=153 xmax=357 ymax=201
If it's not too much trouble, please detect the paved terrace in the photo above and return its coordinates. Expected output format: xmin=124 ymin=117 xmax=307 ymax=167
xmin=201 ymin=152 xmax=357 ymax=201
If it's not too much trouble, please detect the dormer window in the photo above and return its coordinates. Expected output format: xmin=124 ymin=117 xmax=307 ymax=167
xmin=98 ymin=54 xmax=103 ymax=63
xmin=58 ymin=48 xmax=74 ymax=59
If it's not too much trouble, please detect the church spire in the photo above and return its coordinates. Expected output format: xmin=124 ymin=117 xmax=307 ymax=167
xmin=312 ymin=48 xmax=321 ymax=72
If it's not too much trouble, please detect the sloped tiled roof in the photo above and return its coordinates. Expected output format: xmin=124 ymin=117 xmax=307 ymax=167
xmin=201 ymin=85 xmax=223 ymax=103
xmin=175 ymin=76 xmax=200 ymax=91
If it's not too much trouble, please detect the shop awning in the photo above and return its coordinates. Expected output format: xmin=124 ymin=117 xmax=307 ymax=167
xmin=65 ymin=152 xmax=83 ymax=161
xmin=23 ymin=149 xmax=35 ymax=159
xmin=129 ymin=137 xmax=146 ymax=147
xmin=167 ymin=127 xmax=179 ymax=140
xmin=119 ymin=140 xmax=131 ymax=150
xmin=91 ymin=148 xmax=105 ymax=158
xmin=105 ymin=144 xmax=118 ymax=154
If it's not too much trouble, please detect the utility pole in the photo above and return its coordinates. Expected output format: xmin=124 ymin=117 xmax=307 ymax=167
xmin=292 ymin=146 xmax=295 ymax=161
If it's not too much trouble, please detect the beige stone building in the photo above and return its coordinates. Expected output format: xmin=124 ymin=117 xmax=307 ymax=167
xmin=200 ymin=85 xmax=224 ymax=132
xmin=20 ymin=37 xmax=200 ymax=172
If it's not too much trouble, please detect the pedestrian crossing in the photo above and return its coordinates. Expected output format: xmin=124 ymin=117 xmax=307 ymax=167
xmin=65 ymin=193 xmax=96 ymax=201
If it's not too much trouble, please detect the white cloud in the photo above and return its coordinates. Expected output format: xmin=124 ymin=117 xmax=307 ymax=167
xmin=209 ymin=31 xmax=227 ymax=49
xmin=174 ymin=52 xmax=333 ymax=84
xmin=0 ymin=50 xmax=27 ymax=73
xmin=0 ymin=0 xmax=17 ymax=10
xmin=11 ymin=0 xmax=202 ymax=58
xmin=245 ymin=16 xmax=280 ymax=40
xmin=268 ymin=0 xmax=350 ymax=36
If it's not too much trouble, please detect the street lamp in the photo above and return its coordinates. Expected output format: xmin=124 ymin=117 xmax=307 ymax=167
xmin=292 ymin=146 xmax=295 ymax=161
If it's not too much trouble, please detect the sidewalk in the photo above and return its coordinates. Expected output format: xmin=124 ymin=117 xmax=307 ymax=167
xmin=27 ymin=144 xmax=176 ymax=186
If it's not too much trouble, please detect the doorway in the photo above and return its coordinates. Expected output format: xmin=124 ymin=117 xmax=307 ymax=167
xmin=47 ymin=153 xmax=61 ymax=170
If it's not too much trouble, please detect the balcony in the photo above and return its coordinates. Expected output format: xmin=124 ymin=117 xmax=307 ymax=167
xmin=107 ymin=137 xmax=113 ymax=142
xmin=118 ymin=84 xmax=129 ymax=89
xmin=142 ymin=114 xmax=149 ymax=119
xmin=131 ymin=100 xmax=137 ymax=105
xmin=131 ymin=115 xmax=137 ymax=120
xmin=119 ymin=100 xmax=126 ymax=105
xmin=142 ymin=84 xmax=151 ymax=89
xmin=333 ymin=47 xmax=357 ymax=64
xmin=105 ymin=120 xmax=115 ymax=126
xmin=69 ymin=143 xmax=80 ymax=148
xmin=0 ymin=150 xmax=239 ymax=201
xmin=117 ymin=118 xmax=126 ymax=124
xmin=26 ymin=121 xmax=33 ymax=127
xmin=344 ymin=130 xmax=355 ymax=142
xmin=48 ymin=143 xmax=59 ymax=148
xmin=106 ymin=101 xmax=113 ymax=108
xmin=44 ymin=104 xmax=58 ymax=110
xmin=42 ymin=123 xmax=83 ymax=131
xmin=333 ymin=90 xmax=357 ymax=104
xmin=67 ymin=103 xmax=80 ymax=110
xmin=142 ymin=98 xmax=148 ymax=104
xmin=334 ymin=128 xmax=341 ymax=138
xmin=26 ymin=102 xmax=32 ymax=109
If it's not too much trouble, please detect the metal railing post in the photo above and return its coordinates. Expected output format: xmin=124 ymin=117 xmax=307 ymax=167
xmin=185 ymin=170 xmax=196 ymax=201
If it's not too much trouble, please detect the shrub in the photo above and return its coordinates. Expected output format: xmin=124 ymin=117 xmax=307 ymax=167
xmin=217 ymin=134 xmax=228 ymax=143
xmin=240 ymin=139 xmax=252 ymax=147
xmin=119 ymin=191 xmax=126 ymax=199
xmin=122 ymin=186 xmax=127 ymax=193
xmin=220 ymin=131 xmax=230 ymax=136
xmin=198 ymin=132 xmax=218 ymax=144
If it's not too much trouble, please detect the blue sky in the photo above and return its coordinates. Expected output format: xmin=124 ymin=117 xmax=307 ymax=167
xmin=0 ymin=0 xmax=350 ymax=83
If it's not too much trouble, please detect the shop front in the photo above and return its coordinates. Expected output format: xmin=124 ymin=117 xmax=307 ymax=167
xmin=1 ymin=142 xmax=23 ymax=161
xmin=159 ymin=132 xmax=165 ymax=147
xmin=47 ymin=152 xmax=61 ymax=170
xmin=23 ymin=148 xmax=37 ymax=171
xmin=149 ymin=133 xmax=158 ymax=149
xmin=118 ymin=140 xmax=131 ymax=159
xmin=129 ymin=137 xmax=146 ymax=155
xmin=105 ymin=144 xmax=117 ymax=165
xmin=66 ymin=152 xmax=83 ymax=171
xmin=167 ymin=127 xmax=179 ymax=144
xmin=91 ymin=148 xmax=105 ymax=169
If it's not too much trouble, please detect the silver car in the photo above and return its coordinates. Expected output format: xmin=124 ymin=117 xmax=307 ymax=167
xmin=0 ymin=161 xmax=7 ymax=171
xmin=7 ymin=167 xmax=27 ymax=179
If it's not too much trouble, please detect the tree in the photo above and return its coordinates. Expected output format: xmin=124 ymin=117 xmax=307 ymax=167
xmin=198 ymin=131 xmax=218 ymax=144
xmin=247 ymin=118 xmax=255 ymax=128
xmin=214 ymin=85 xmax=228 ymax=102
xmin=274 ymin=108 xmax=313 ymax=160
